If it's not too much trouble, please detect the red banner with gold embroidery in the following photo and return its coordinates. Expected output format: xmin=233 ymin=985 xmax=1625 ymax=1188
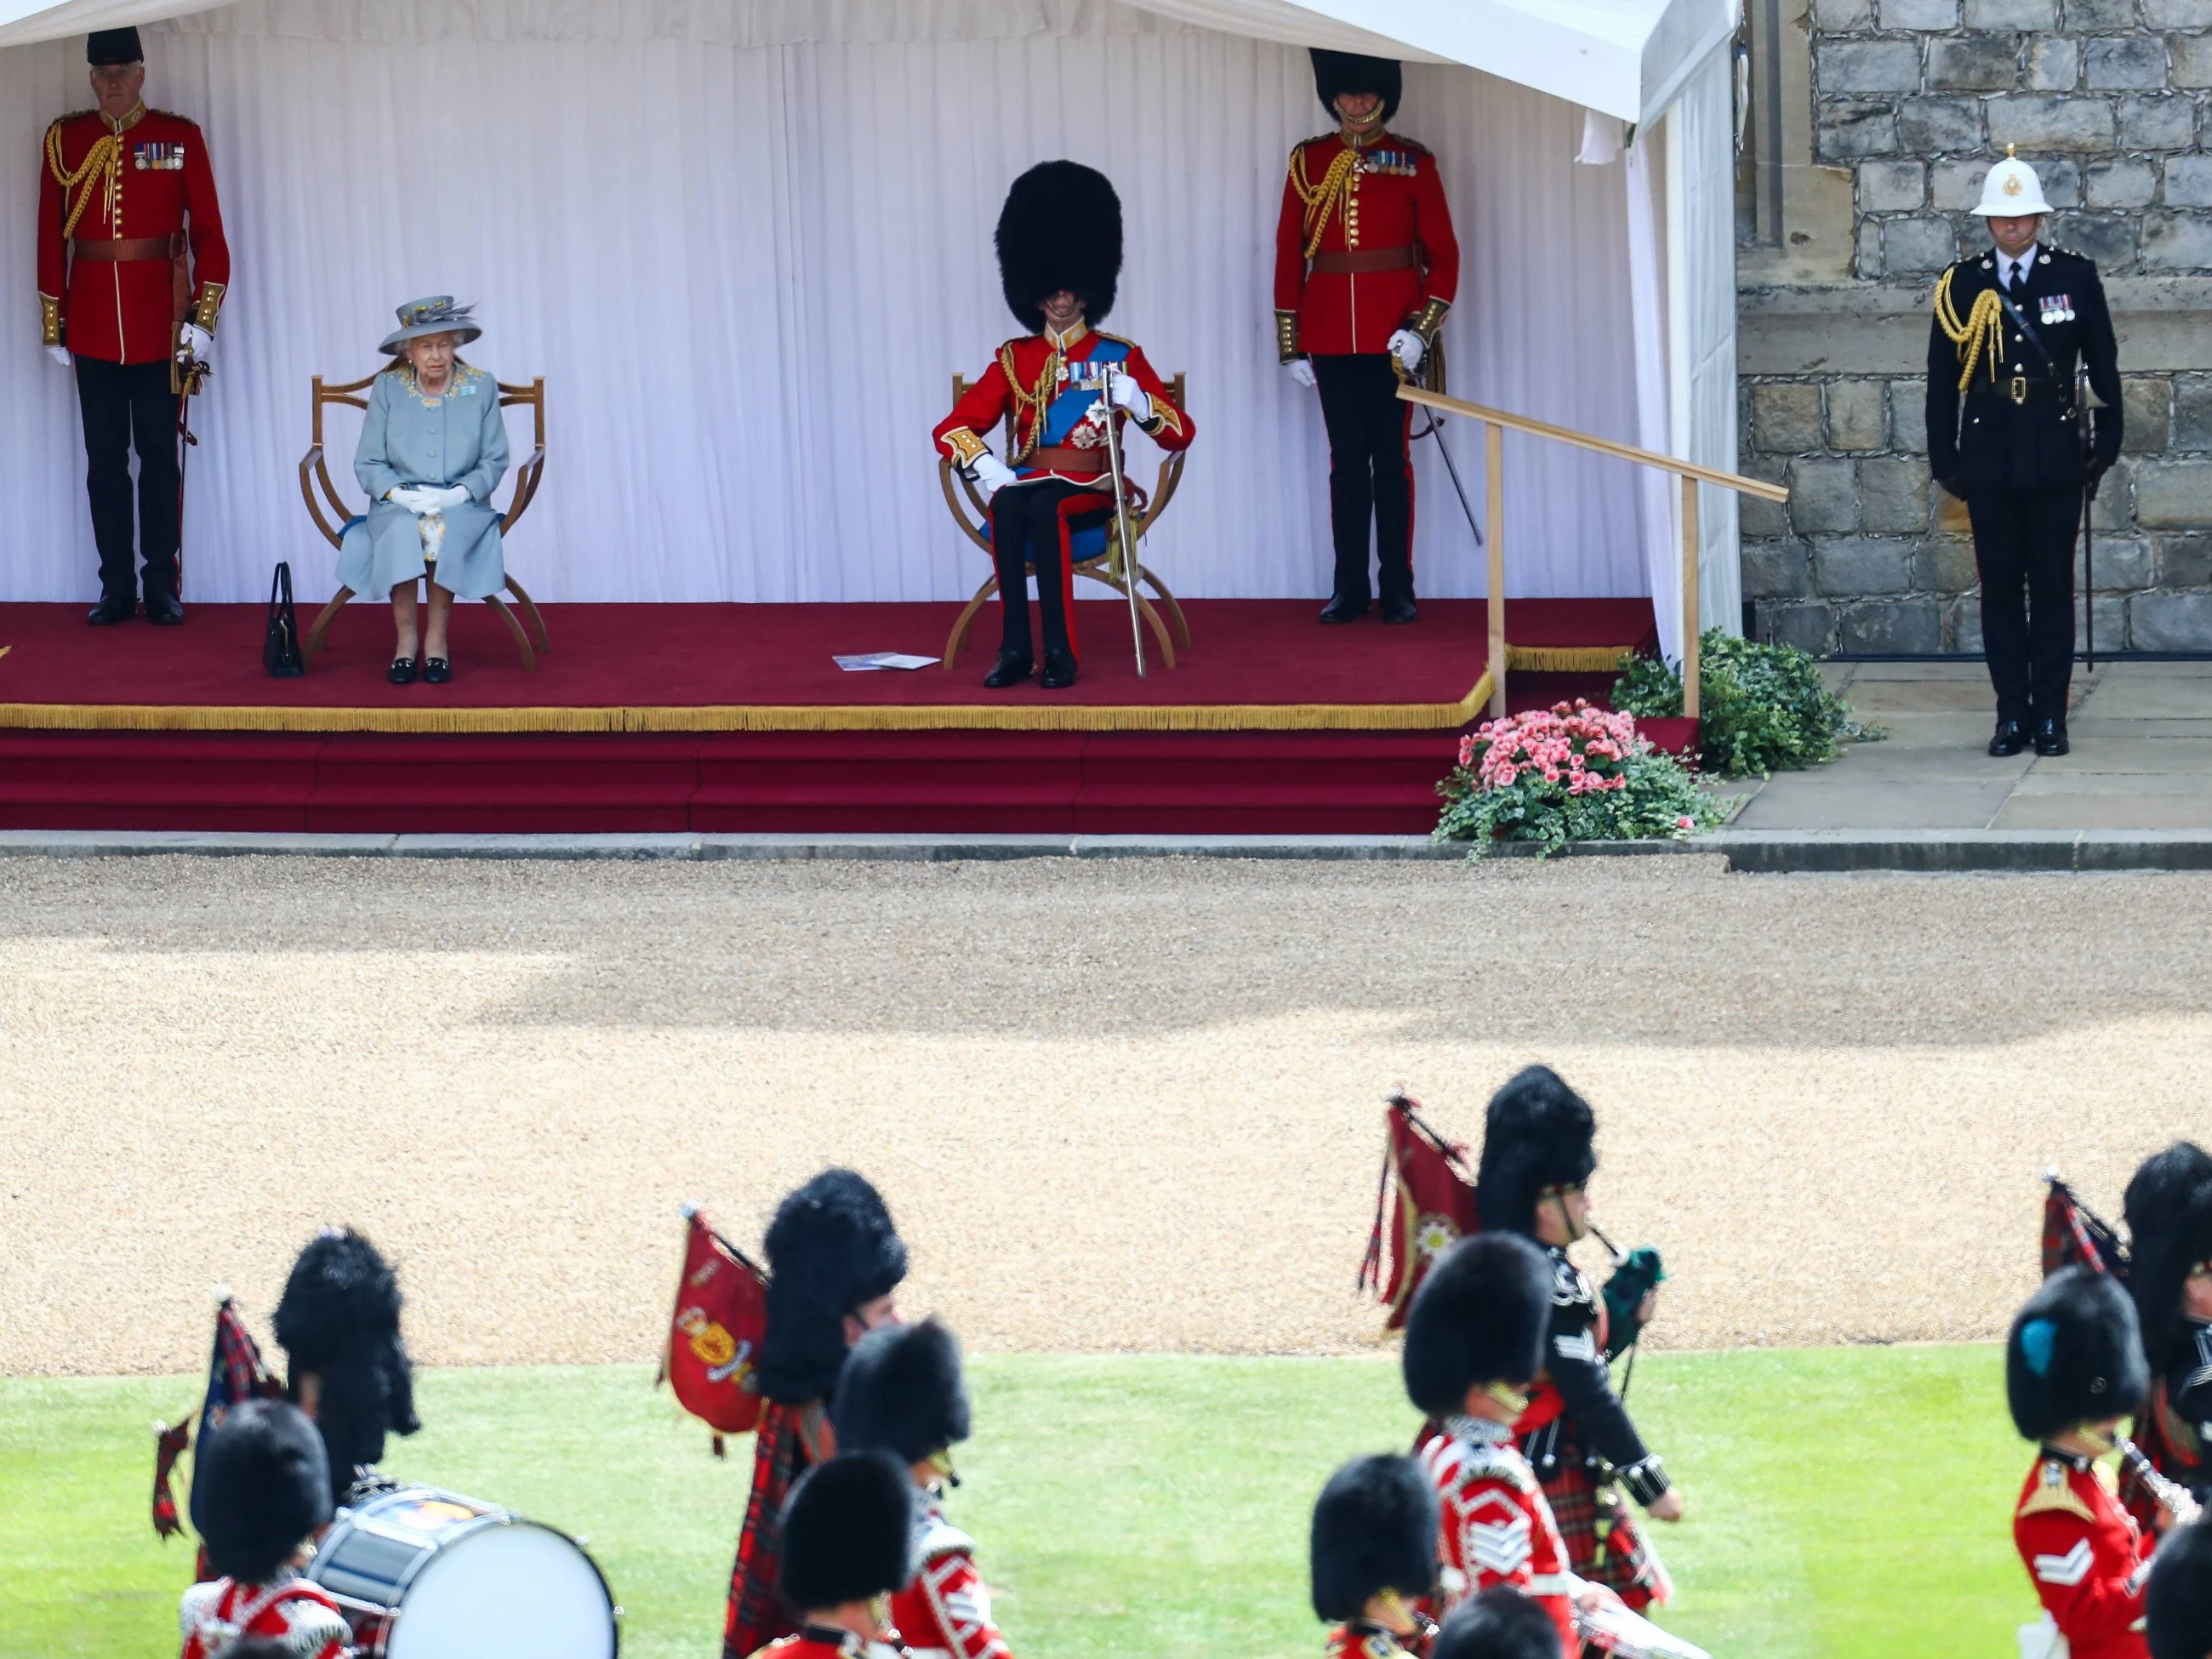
xmin=1359 ymin=1093 xmax=1482 ymax=1330
xmin=664 ymin=1207 xmax=769 ymax=1436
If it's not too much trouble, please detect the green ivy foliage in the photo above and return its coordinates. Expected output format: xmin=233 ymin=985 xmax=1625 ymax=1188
xmin=1611 ymin=630 xmax=1884 ymax=779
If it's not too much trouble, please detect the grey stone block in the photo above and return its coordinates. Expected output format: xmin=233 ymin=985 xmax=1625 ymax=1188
xmin=1764 ymin=602 xmax=1839 ymax=653
xmin=2093 ymin=460 xmax=2133 ymax=528
xmin=2043 ymin=158 xmax=2086 ymax=209
xmin=1987 ymin=94 xmax=2115 ymax=151
xmin=1827 ymin=379 xmax=1891 ymax=450
xmin=1754 ymin=382 xmax=1825 ymax=452
xmin=2175 ymin=35 xmax=2212 ymax=88
xmin=1901 ymin=97 xmax=1987 ymax=152
xmin=1915 ymin=537 xmax=1981 ymax=591
xmin=1879 ymin=0 xmax=1958 ymax=21
xmin=2144 ymin=0 xmax=2212 ymax=22
xmin=2052 ymin=212 xmax=2138 ymax=266
xmin=2085 ymin=37 xmax=2169 ymax=91
xmin=2141 ymin=212 xmax=2212 ymax=269
xmin=1860 ymin=160 xmax=1927 ymax=212
xmin=1791 ymin=458 xmax=1863 ymax=533
xmin=2130 ymin=591 xmax=2212 ymax=647
xmin=2073 ymin=596 xmax=2130 ymax=651
xmin=1893 ymin=379 xmax=1931 ymax=453
xmin=1743 ymin=539 xmax=1816 ymax=599
xmin=1815 ymin=0 xmax=1877 ymax=27
xmin=1950 ymin=596 xmax=1985 ymax=653
xmin=1839 ymin=600 xmax=1944 ymax=652
xmin=1887 ymin=215 xmax=1965 ymax=271
xmin=1966 ymin=0 xmax=2052 ymax=21
xmin=1821 ymin=101 xmax=1903 ymax=160
xmin=1816 ymin=537 xmax=1914 ymax=592
xmin=1821 ymin=39 xmax=1926 ymax=94
xmin=1739 ymin=456 xmax=1793 ymax=538
xmin=2169 ymin=156 xmax=2212 ymax=209
xmin=1932 ymin=158 xmax=1988 ymax=210
xmin=2155 ymin=531 xmax=2212 ymax=584
xmin=2123 ymin=378 xmax=2172 ymax=453
xmin=2135 ymin=459 xmax=2212 ymax=526
xmin=1863 ymin=457 xmax=1936 ymax=532
xmin=2028 ymin=35 xmax=2081 ymax=92
xmin=2089 ymin=158 xmax=2158 ymax=209
xmin=1856 ymin=217 xmax=1887 ymax=278
xmin=1930 ymin=34 xmax=2020 ymax=91
xmin=2124 ymin=95 xmax=2198 ymax=150
xmin=2079 ymin=535 xmax=2152 ymax=589
xmin=2061 ymin=0 xmax=2138 ymax=23
xmin=2173 ymin=375 xmax=2212 ymax=446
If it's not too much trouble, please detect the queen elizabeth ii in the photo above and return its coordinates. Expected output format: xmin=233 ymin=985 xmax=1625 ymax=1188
xmin=337 ymin=297 xmax=509 ymax=684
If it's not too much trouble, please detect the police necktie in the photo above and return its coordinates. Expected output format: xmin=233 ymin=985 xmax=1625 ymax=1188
xmin=2008 ymin=263 xmax=2027 ymax=304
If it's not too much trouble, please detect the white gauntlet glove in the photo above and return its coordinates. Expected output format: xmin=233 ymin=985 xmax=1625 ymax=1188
xmin=387 ymin=487 xmax=434 ymax=515
xmin=179 ymin=322 xmax=214 ymax=363
xmin=967 ymin=453 xmax=1018 ymax=505
xmin=1286 ymin=358 xmax=1317 ymax=391
xmin=1107 ymin=368 xmax=1149 ymax=418
xmin=48 ymin=345 xmax=72 ymax=368
xmin=1388 ymin=328 xmax=1425 ymax=373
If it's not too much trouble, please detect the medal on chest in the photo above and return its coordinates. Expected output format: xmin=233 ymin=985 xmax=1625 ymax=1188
xmin=134 ymin=140 xmax=186 ymax=171
xmin=2039 ymin=293 xmax=2075 ymax=324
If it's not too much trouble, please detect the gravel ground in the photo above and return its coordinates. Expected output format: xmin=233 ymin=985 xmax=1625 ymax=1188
xmin=3 ymin=855 xmax=2206 ymax=1377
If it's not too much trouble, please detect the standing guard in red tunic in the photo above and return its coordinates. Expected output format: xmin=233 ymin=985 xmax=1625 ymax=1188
xmin=1308 ymin=1454 xmax=1440 ymax=1659
xmin=834 ymin=1318 xmax=1016 ymax=1659
xmin=2009 ymin=1266 xmax=2161 ymax=1659
xmin=751 ymin=1451 xmax=918 ymax=1659
xmin=933 ymin=161 xmax=1193 ymax=691
xmin=1274 ymin=50 xmax=1459 ymax=627
xmin=724 ymin=1171 xmax=909 ymax=1659
xmin=37 ymin=26 xmax=230 ymax=627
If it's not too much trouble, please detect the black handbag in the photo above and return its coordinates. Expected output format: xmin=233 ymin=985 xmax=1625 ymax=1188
xmin=263 ymin=561 xmax=305 ymax=677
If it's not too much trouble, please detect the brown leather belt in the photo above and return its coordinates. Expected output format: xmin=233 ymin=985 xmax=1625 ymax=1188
xmin=1024 ymin=446 xmax=1108 ymax=476
xmin=1311 ymin=246 xmax=1417 ymax=274
xmin=72 ymin=234 xmax=185 ymax=263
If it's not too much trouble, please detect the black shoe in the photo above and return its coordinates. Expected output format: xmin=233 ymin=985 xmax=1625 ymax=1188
xmin=983 ymin=650 xmax=1033 ymax=688
xmin=388 ymin=657 xmax=418 ymax=685
xmin=143 ymin=590 xmax=185 ymax=626
xmin=1380 ymin=596 xmax=1419 ymax=624
xmin=1318 ymin=594 xmax=1371 ymax=624
xmin=1987 ymin=718 xmax=2027 ymax=757
xmin=423 ymin=657 xmax=453 ymax=685
xmin=2033 ymin=717 xmax=2069 ymax=757
xmin=85 ymin=595 xmax=135 ymax=625
xmin=1040 ymin=648 xmax=1078 ymax=689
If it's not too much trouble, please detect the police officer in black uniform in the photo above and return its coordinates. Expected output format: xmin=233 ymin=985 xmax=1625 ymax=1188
xmin=1927 ymin=148 xmax=2122 ymax=758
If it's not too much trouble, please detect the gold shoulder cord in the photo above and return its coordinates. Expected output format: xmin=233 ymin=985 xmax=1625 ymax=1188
xmin=45 ymin=122 xmax=121 ymax=239
xmin=996 ymin=341 xmax=1062 ymax=465
xmin=1932 ymin=265 xmax=2005 ymax=391
xmin=1291 ymin=144 xmax=1358 ymax=259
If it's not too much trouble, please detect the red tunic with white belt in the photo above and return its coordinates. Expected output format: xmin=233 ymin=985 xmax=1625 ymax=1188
xmin=2014 ymin=1449 xmax=2153 ymax=1659
xmin=179 ymin=1575 xmax=351 ymax=1659
xmin=933 ymin=322 xmax=1193 ymax=486
xmin=888 ymin=1493 xmax=1015 ymax=1659
xmin=1419 ymin=1416 xmax=1575 ymax=1658
xmin=1272 ymin=128 xmax=1458 ymax=362
xmin=37 ymin=101 xmax=230 ymax=364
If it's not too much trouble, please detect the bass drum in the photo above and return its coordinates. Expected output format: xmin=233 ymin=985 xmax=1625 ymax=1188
xmin=306 ymin=1485 xmax=619 ymax=1659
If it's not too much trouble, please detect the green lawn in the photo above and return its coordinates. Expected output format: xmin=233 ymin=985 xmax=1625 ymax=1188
xmin=1 ymin=1347 xmax=2032 ymax=1659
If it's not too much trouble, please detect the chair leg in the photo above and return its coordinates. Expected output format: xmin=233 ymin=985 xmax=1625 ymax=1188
xmin=505 ymin=575 xmax=550 ymax=654
xmin=304 ymin=587 xmax=355 ymax=664
xmin=483 ymin=595 xmax=537 ymax=671
xmin=943 ymin=574 xmax=1001 ymax=670
xmin=1136 ymin=562 xmax=1193 ymax=650
xmin=1074 ymin=567 xmax=1177 ymax=670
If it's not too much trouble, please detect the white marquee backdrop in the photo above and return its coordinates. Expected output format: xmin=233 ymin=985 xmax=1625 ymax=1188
xmin=0 ymin=0 xmax=1651 ymax=606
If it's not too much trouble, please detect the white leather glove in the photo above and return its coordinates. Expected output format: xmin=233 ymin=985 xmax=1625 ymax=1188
xmin=48 ymin=345 xmax=72 ymax=368
xmin=1389 ymin=328 xmax=1425 ymax=373
xmin=1286 ymin=358 xmax=1317 ymax=390
xmin=425 ymin=484 xmax=470 ymax=511
xmin=968 ymin=453 xmax=1018 ymax=505
xmin=387 ymin=487 xmax=433 ymax=515
xmin=1107 ymin=367 xmax=1149 ymax=418
xmin=179 ymin=322 xmax=214 ymax=363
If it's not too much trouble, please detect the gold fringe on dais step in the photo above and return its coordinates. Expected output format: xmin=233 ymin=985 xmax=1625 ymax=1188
xmin=1503 ymin=644 xmax=1636 ymax=674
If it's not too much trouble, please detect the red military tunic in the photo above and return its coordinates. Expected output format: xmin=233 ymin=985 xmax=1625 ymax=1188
xmin=1273 ymin=128 xmax=1458 ymax=362
xmin=2015 ymin=1450 xmax=2153 ymax=1659
xmin=1419 ymin=1417 xmax=1574 ymax=1658
xmin=889 ymin=1495 xmax=1015 ymax=1659
xmin=750 ymin=1625 xmax=880 ymax=1659
xmin=933 ymin=323 xmax=1193 ymax=485
xmin=179 ymin=1575 xmax=351 ymax=1659
xmin=1325 ymin=1622 xmax=1427 ymax=1659
xmin=37 ymin=101 xmax=229 ymax=365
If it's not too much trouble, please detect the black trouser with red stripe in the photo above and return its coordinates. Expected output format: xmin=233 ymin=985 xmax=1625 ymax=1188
xmin=75 ymin=356 xmax=182 ymax=605
xmin=1313 ymin=352 xmax=1415 ymax=609
xmin=990 ymin=477 xmax=1109 ymax=662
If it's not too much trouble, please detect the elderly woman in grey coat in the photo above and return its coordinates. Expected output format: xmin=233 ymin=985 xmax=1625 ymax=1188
xmin=337 ymin=297 xmax=508 ymax=684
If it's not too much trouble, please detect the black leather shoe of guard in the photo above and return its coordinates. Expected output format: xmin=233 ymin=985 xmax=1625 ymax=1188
xmin=2032 ymin=718 xmax=2069 ymax=757
xmin=1040 ymin=649 xmax=1078 ymax=689
xmin=983 ymin=650 xmax=1033 ymax=688
xmin=144 ymin=590 xmax=185 ymax=626
xmin=86 ymin=596 xmax=135 ymax=625
xmin=1318 ymin=594 xmax=1371 ymax=624
xmin=1987 ymin=719 xmax=2027 ymax=757
xmin=1380 ymin=596 xmax=1419 ymax=624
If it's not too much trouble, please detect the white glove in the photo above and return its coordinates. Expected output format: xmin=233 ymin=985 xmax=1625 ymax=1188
xmin=1107 ymin=368 xmax=1149 ymax=418
xmin=48 ymin=345 xmax=72 ymax=368
xmin=1389 ymin=328 xmax=1425 ymax=373
xmin=387 ymin=487 xmax=433 ymax=515
xmin=1286 ymin=358 xmax=1317 ymax=390
xmin=179 ymin=322 xmax=214 ymax=363
xmin=969 ymin=453 xmax=1018 ymax=505
xmin=425 ymin=484 xmax=470 ymax=511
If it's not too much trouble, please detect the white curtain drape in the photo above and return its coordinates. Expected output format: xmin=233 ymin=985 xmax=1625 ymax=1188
xmin=1670 ymin=39 xmax=1741 ymax=638
xmin=1627 ymin=112 xmax=1678 ymax=666
xmin=0 ymin=0 xmax=1652 ymax=606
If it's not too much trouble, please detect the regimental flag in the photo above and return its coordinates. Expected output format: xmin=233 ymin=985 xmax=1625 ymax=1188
xmin=153 ymin=1297 xmax=282 ymax=1540
xmin=661 ymin=1206 xmax=770 ymax=1450
xmin=1359 ymin=1093 xmax=1483 ymax=1330
xmin=2041 ymin=1172 xmax=2128 ymax=1280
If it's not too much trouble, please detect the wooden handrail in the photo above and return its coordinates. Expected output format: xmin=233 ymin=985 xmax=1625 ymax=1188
xmin=1398 ymin=385 xmax=1791 ymax=723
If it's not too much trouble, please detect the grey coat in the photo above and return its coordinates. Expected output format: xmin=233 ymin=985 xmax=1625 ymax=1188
xmin=337 ymin=362 xmax=509 ymax=601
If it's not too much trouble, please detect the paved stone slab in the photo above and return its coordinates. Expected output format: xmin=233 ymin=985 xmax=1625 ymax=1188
xmin=1731 ymin=780 xmax=2016 ymax=829
xmin=1992 ymin=795 xmax=2212 ymax=830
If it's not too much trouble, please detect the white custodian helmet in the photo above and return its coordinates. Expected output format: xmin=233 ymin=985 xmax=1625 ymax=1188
xmin=1975 ymin=145 xmax=2053 ymax=216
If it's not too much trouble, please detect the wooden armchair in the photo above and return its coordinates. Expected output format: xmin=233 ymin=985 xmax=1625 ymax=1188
xmin=298 ymin=370 xmax=550 ymax=670
xmin=938 ymin=371 xmax=1191 ymax=670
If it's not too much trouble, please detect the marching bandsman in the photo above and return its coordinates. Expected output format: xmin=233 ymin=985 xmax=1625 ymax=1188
xmin=1473 ymin=1067 xmax=1683 ymax=1612
xmin=2147 ymin=1515 xmax=2212 ymax=1659
xmin=180 ymin=1400 xmax=350 ymax=1659
xmin=1274 ymin=50 xmax=1458 ymax=627
xmin=1308 ymin=1455 xmax=1440 ymax=1659
xmin=2008 ymin=1266 xmax=2158 ymax=1659
xmin=833 ymin=1318 xmax=1017 ymax=1659
xmin=266 ymin=1227 xmax=421 ymax=1513
xmin=38 ymin=26 xmax=230 ymax=627
xmin=756 ymin=1451 xmax=918 ymax=1659
xmin=725 ymin=1170 xmax=909 ymax=1659
xmin=2123 ymin=1143 xmax=2212 ymax=1523
xmin=934 ymin=161 xmax=1193 ymax=692
xmin=1928 ymin=146 xmax=2121 ymax=759
xmin=1431 ymin=1589 xmax=1564 ymax=1659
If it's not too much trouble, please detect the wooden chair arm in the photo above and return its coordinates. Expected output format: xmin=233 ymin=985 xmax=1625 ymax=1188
xmin=298 ymin=443 xmax=350 ymax=550
xmin=502 ymin=446 xmax=547 ymax=535
xmin=938 ymin=458 xmax=995 ymax=554
xmin=1133 ymin=449 xmax=1185 ymax=539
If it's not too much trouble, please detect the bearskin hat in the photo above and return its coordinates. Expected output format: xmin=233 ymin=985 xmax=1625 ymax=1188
xmin=2007 ymin=1265 xmax=2149 ymax=1441
xmin=778 ymin=1451 xmax=917 ymax=1613
xmin=995 ymin=161 xmax=1122 ymax=334
xmin=1401 ymin=1231 xmax=1554 ymax=1420
xmin=758 ymin=1169 xmax=909 ymax=1406
xmin=1310 ymin=49 xmax=1402 ymax=126
xmin=2126 ymin=1142 xmax=2212 ymax=1375
xmin=189 ymin=1399 xmax=334 ymax=1583
xmin=1474 ymin=1066 xmax=1598 ymax=1240
xmin=272 ymin=1228 xmax=419 ymax=1503
xmin=1309 ymin=1455 xmax=1437 ymax=1621
xmin=1433 ymin=1587 xmax=1565 ymax=1659
xmin=2148 ymin=1514 xmax=2212 ymax=1659
xmin=832 ymin=1317 xmax=971 ymax=1467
